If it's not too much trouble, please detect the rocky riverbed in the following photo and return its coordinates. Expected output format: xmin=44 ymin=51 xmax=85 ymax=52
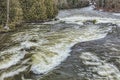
xmin=0 ymin=6 xmax=120 ymax=80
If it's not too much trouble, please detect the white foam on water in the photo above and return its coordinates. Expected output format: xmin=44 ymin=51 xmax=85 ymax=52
xmin=1 ymin=6 xmax=120 ymax=80
xmin=0 ymin=41 xmax=34 ymax=79
xmin=0 ymin=24 xmax=112 ymax=80
xmin=0 ymin=66 xmax=28 ymax=80
xmin=113 ymin=13 xmax=120 ymax=16
xmin=11 ymin=32 xmax=39 ymax=43
xmin=22 ymin=76 xmax=32 ymax=80
xmin=30 ymin=25 xmax=112 ymax=74
xmin=2 ymin=7 xmax=116 ymax=76
xmin=31 ymin=43 xmax=72 ymax=74
xmin=59 ymin=15 xmax=120 ymax=25
xmin=80 ymin=52 xmax=120 ymax=79
xmin=97 ymin=63 xmax=120 ymax=79
xmin=80 ymin=52 xmax=100 ymax=61
xmin=21 ymin=41 xmax=38 ymax=49
xmin=0 ymin=47 xmax=26 ymax=70
xmin=1 ymin=16 xmax=113 ymax=77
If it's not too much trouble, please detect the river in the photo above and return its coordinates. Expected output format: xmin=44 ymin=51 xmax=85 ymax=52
xmin=0 ymin=6 xmax=120 ymax=80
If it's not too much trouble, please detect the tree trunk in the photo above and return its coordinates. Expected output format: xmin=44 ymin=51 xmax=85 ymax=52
xmin=5 ymin=0 xmax=10 ymax=29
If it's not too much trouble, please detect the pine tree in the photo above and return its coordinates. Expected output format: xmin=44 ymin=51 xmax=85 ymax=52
xmin=20 ymin=0 xmax=58 ymax=22
xmin=0 ymin=0 xmax=58 ymax=30
xmin=0 ymin=0 xmax=7 ymax=28
xmin=45 ymin=0 xmax=58 ymax=19
xmin=9 ymin=0 xmax=23 ymax=28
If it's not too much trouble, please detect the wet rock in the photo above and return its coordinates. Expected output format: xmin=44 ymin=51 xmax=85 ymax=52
xmin=83 ymin=20 xmax=97 ymax=25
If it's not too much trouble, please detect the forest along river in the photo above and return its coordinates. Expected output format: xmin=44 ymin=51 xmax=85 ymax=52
xmin=0 ymin=6 xmax=120 ymax=80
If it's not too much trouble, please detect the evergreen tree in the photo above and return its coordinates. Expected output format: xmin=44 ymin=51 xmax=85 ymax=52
xmin=45 ymin=0 xmax=58 ymax=19
xmin=0 ymin=0 xmax=58 ymax=31
xmin=0 ymin=0 xmax=23 ymax=29
xmin=20 ymin=0 xmax=58 ymax=22
xmin=0 ymin=0 xmax=7 ymax=28
xmin=9 ymin=0 xmax=23 ymax=28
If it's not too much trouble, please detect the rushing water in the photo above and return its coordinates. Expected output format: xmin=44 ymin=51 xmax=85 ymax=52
xmin=0 ymin=6 xmax=120 ymax=80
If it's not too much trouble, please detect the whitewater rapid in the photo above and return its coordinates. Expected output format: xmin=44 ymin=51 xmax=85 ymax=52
xmin=0 ymin=6 xmax=120 ymax=80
